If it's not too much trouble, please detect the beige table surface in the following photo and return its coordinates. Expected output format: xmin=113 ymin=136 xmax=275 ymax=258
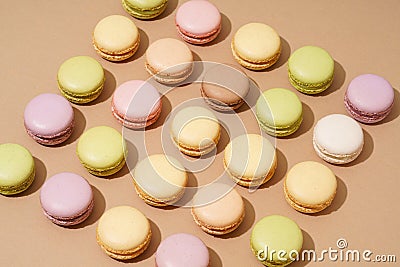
xmin=1 ymin=0 xmax=399 ymax=266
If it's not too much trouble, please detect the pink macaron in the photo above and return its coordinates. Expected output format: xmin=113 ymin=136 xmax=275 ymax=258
xmin=111 ymin=80 xmax=162 ymax=129
xmin=40 ymin=172 xmax=94 ymax=226
xmin=155 ymin=233 xmax=209 ymax=267
xmin=24 ymin=93 xmax=74 ymax=145
xmin=344 ymin=74 xmax=394 ymax=123
xmin=175 ymin=0 xmax=221 ymax=45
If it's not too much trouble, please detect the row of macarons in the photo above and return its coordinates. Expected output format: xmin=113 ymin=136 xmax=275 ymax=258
xmin=0 ymin=141 xmax=312 ymax=266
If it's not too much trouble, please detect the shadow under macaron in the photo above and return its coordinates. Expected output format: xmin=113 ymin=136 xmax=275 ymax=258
xmin=12 ymin=156 xmax=47 ymax=197
xmin=217 ymin=197 xmax=255 ymax=239
xmin=257 ymin=149 xmax=288 ymax=190
xmin=122 ymin=219 xmax=162 ymax=263
xmin=280 ymin=102 xmax=315 ymax=139
xmin=317 ymin=60 xmax=346 ymax=97
xmin=115 ymin=28 xmax=149 ymax=63
xmin=263 ymin=36 xmax=291 ymax=72
xmin=69 ymin=185 xmax=106 ymax=229
xmin=309 ymin=176 xmax=347 ymax=216
xmin=201 ymin=13 xmax=232 ymax=47
xmin=289 ymin=230 xmax=315 ymax=267
xmin=208 ymin=247 xmax=223 ymax=267
xmin=342 ymin=129 xmax=374 ymax=167
xmin=53 ymin=107 xmax=86 ymax=147
xmin=374 ymin=88 xmax=400 ymax=125
xmin=147 ymin=0 xmax=178 ymax=21
xmin=146 ymin=95 xmax=172 ymax=130
xmin=169 ymin=171 xmax=198 ymax=208
xmin=235 ymin=76 xmax=262 ymax=113
xmin=82 ymin=69 xmax=116 ymax=106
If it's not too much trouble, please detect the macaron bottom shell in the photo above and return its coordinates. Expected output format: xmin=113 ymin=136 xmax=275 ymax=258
xmin=200 ymin=89 xmax=244 ymax=111
xmin=59 ymin=82 xmax=104 ymax=104
xmin=172 ymin=132 xmax=220 ymax=157
xmin=224 ymin=155 xmax=277 ymax=188
xmin=313 ymin=139 xmax=362 ymax=165
xmin=344 ymin=93 xmax=393 ymax=123
xmin=111 ymin=101 xmax=162 ymax=129
xmin=257 ymin=115 xmax=303 ymax=137
xmin=81 ymin=158 xmax=126 ymax=177
xmin=25 ymin=121 xmax=74 ymax=146
xmin=43 ymin=198 xmax=94 ymax=226
xmin=0 ymin=169 xmax=35 ymax=196
xmin=93 ymin=36 xmax=140 ymax=62
xmin=122 ymin=0 xmax=168 ymax=20
xmin=176 ymin=25 xmax=221 ymax=45
xmin=231 ymin=42 xmax=281 ymax=71
xmin=288 ymin=70 xmax=333 ymax=95
xmin=191 ymin=208 xmax=245 ymax=235
xmin=145 ymin=62 xmax=193 ymax=85
xmin=96 ymin=230 xmax=152 ymax=260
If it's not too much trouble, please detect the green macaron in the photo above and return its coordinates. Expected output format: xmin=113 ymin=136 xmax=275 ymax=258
xmin=251 ymin=215 xmax=303 ymax=266
xmin=76 ymin=126 xmax=126 ymax=176
xmin=122 ymin=0 xmax=168 ymax=20
xmin=256 ymin=88 xmax=303 ymax=137
xmin=0 ymin=143 xmax=35 ymax=195
xmin=288 ymin=46 xmax=334 ymax=94
xmin=57 ymin=56 xmax=105 ymax=104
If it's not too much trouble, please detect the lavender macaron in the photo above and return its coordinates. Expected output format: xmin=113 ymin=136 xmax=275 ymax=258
xmin=155 ymin=233 xmax=209 ymax=267
xmin=24 ymin=93 xmax=74 ymax=145
xmin=40 ymin=172 xmax=94 ymax=226
xmin=344 ymin=74 xmax=394 ymax=123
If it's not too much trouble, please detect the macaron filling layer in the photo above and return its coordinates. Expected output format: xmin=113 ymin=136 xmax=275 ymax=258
xmin=82 ymin=158 xmax=126 ymax=177
xmin=145 ymin=61 xmax=194 ymax=84
xmin=284 ymin=184 xmax=334 ymax=213
xmin=122 ymin=0 xmax=168 ymax=19
xmin=133 ymin=181 xmax=185 ymax=206
xmin=43 ymin=198 xmax=94 ymax=226
xmin=59 ymin=78 xmax=105 ymax=104
xmin=25 ymin=121 xmax=74 ymax=145
xmin=112 ymin=103 xmax=162 ymax=129
xmin=200 ymin=87 xmax=244 ymax=110
xmin=93 ymin=38 xmax=140 ymax=61
xmin=177 ymin=25 xmax=221 ymax=44
xmin=191 ymin=208 xmax=245 ymax=235
xmin=258 ymin=114 xmax=303 ymax=137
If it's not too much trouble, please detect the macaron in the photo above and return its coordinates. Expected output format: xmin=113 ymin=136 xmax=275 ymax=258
xmin=344 ymin=74 xmax=395 ymax=123
xmin=111 ymin=80 xmax=162 ymax=129
xmin=122 ymin=0 xmax=168 ymax=20
xmin=191 ymin=185 xmax=245 ymax=235
xmin=231 ymin=23 xmax=281 ymax=70
xmin=145 ymin=38 xmax=193 ymax=84
xmin=284 ymin=161 xmax=337 ymax=213
xmin=201 ymin=64 xmax=250 ymax=111
xmin=251 ymin=215 xmax=303 ymax=266
xmin=175 ymin=0 xmax=221 ymax=45
xmin=24 ymin=93 xmax=74 ymax=145
xmin=93 ymin=15 xmax=140 ymax=62
xmin=171 ymin=106 xmax=220 ymax=157
xmin=39 ymin=172 xmax=94 ymax=226
xmin=0 ymin=143 xmax=35 ymax=195
xmin=256 ymin=88 xmax=303 ymax=137
xmin=96 ymin=206 xmax=151 ymax=260
xmin=57 ymin=56 xmax=105 ymax=104
xmin=224 ymin=134 xmax=277 ymax=187
xmin=313 ymin=114 xmax=364 ymax=164
xmin=156 ymin=233 xmax=209 ymax=267
xmin=76 ymin=126 xmax=126 ymax=176
xmin=288 ymin=45 xmax=334 ymax=94
xmin=133 ymin=154 xmax=188 ymax=207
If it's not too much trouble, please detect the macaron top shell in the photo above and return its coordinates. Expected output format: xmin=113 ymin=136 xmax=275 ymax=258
xmin=224 ymin=134 xmax=276 ymax=178
xmin=171 ymin=106 xmax=220 ymax=149
xmin=112 ymin=80 xmax=161 ymax=120
xmin=192 ymin=187 xmax=244 ymax=228
xmin=57 ymin=56 xmax=104 ymax=95
xmin=133 ymin=154 xmax=187 ymax=200
xmin=77 ymin=126 xmax=125 ymax=169
xmin=0 ymin=143 xmax=34 ymax=188
xmin=175 ymin=0 xmax=221 ymax=36
xmin=256 ymin=88 xmax=302 ymax=127
xmin=233 ymin=23 xmax=280 ymax=62
xmin=93 ymin=15 xmax=139 ymax=53
xmin=40 ymin=172 xmax=93 ymax=218
xmin=146 ymin=38 xmax=193 ymax=75
xmin=156 ymin=233 xmax=209 ymax=267
xmin=286 ymin=161 xmax=337 ymax=205
xmin=314 ymin=114 xmax=363 ymax=155
xmin=288 ymin=46 xmax=334 ymax=84
xmin=24 ymin=93 xmax=74 ymax=136
xmin=97 ymin=206 xmax=150 ymax=251
xmin=251 ymin=215 xmax=303 ymax=262
xmin=202 ymin=64 xmax=249 ymax=104
xmin=346 ymin=74 xmax=394 ymax=113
